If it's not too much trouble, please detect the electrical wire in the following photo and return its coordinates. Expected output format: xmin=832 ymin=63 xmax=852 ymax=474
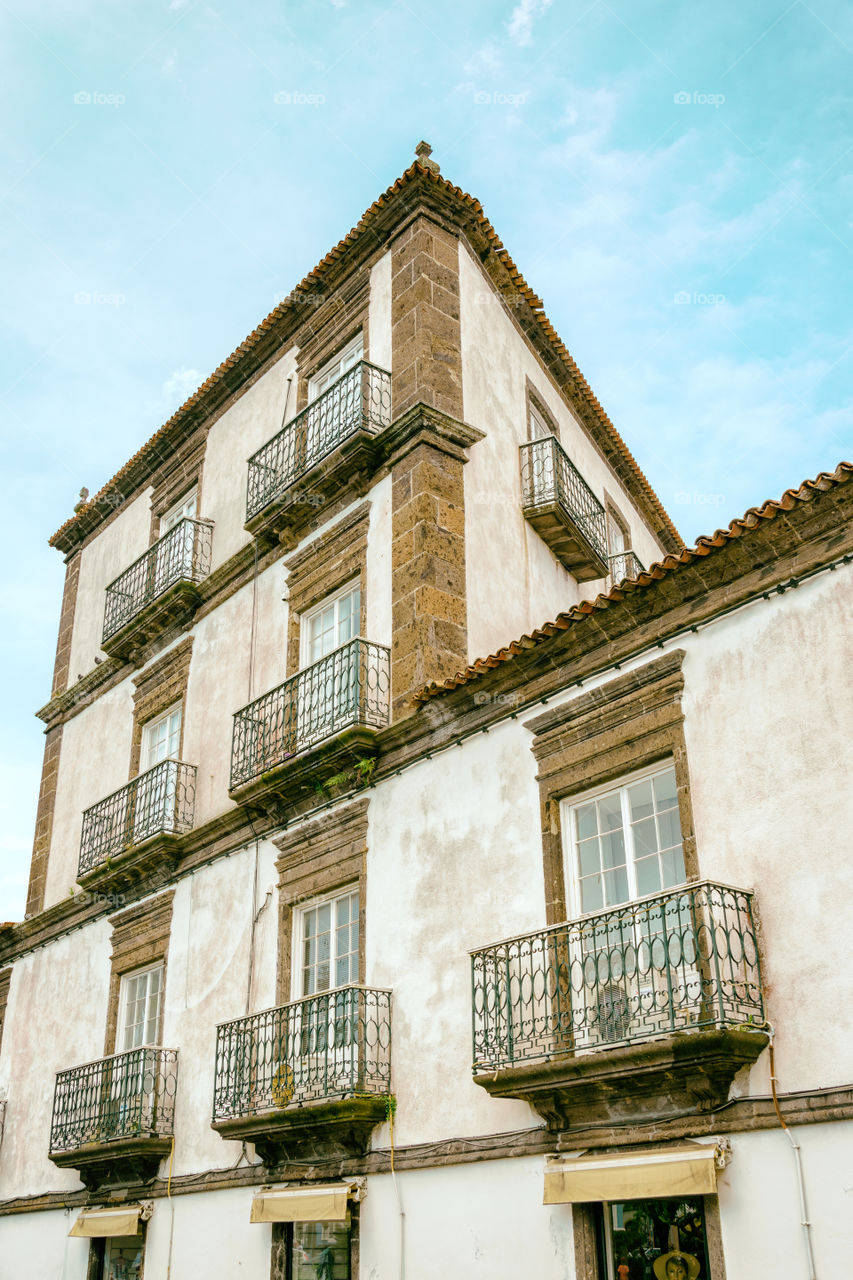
xmin=767 ymin=1028 xmax=819 ymax=1279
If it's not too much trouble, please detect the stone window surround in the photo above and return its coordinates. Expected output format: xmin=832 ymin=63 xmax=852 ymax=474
xmin=0 ymin=967 xmax=11 ymax=1055
xmin=129 ymin=637 xmax=193 ymax=779
xmin=148 ymin=429 xmax=207 ymax=546
xmin=526 ymin=377 xmax=561 ymax=443
xmin=273 ymin=796 xmax=369 ymax=1005
xmin=283 ymin=503 xmax=370 ymax=680
xmin=291 ymin=272 xmax=371 ymax=417
xmin=526 ymin=650 xmax=697 ymax=928
xmin=103 ymin=891 xmax=175 ymax=1056
xmin=573 ymin=1194 xmax=727 ymax=1280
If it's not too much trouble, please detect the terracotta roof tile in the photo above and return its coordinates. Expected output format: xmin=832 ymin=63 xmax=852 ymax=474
xmin=412 ymin=461 xmax=853 ymax=703
xmin=50 ymin=159 xmax=678 ymax=552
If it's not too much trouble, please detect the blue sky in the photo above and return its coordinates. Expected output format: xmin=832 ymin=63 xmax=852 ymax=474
xmin=2 ymin=0 xmax=852 ymax=919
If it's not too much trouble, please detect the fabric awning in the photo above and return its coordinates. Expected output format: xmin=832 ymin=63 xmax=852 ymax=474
xmin=69 ymin=1206 xmax=142 ymax=1238
xmin=250 ymin=1183 xmax=356 ymax=1224
xmin=544 ymin=1145 xmax=720 ymax=1204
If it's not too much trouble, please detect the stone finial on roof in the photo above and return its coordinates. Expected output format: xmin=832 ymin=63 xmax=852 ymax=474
xmin=415 ymin=141 xmax=440 ymax=173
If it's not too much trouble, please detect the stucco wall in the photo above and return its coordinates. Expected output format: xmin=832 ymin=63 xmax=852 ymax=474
xmin=459 ymin=240 xmax=667 ymax=662
xmin=201 ymin=345 xmax=298 ymax=572
xmin=66 ymin=490 xmax=153 ymax=685
xmin=43 ymin=678 xmax=135 ymax=908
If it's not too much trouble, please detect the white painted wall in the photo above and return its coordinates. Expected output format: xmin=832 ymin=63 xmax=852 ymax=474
xmin=459 ymin=240 xmax=668 ymax=662
xmin=202 ymin=346 xmax=298 ymax=572
xmin=0 ymin=919 xmax=112 ymax=1200
xmin=368 ymin=251 xmax=392 ymax=371
xmin=360 ymin=1157 xmax=576 ymax=1279
xmin=44 ymin=678 xmax=135 ymax=908
xmin=0 ymin=1208 xmax=90 ymax=1280
xmin=366 ymin=475 xmax=392 ymax=648
xmin=66 ymin=489 xmax=153 ymax=684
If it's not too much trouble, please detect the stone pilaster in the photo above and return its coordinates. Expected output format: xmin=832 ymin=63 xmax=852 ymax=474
xmin=391 ymin=214 xmax=463 ymax=420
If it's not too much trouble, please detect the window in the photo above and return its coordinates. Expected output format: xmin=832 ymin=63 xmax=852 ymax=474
xmin=308 ymin=335 xmax=364 ymax=402
xmin=297 ymin=888 xmax=359 ymax=998
xmin=301 ymin=582 xmax=361 ymax=669
xmin=102 ymin=1232 xmax=144 ymax=1280
xmin=272 ymin=1220 xmax=350 ymax=1280
xmin=598 ymin=1197 xmax=711 ymax=1279
xmin=161 ymin=488 xmax=197 ymax=532
xmin=140 ymin=704 xmax=182 ymax=771
xmin=564 ymin=763 xmax=685 ymax=916
xmin=117 ymin=963 xmax=164 ymax=1051
xmin=606 ymin=508 xmax=629 ymax=559
xmin=528 ymin=401 xmax=555 ymax=441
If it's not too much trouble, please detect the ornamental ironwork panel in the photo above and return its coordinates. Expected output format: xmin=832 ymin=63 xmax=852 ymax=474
xmin=608 ymin=550 xmax=645 ymax=583
xmin=78 ymin=759 xmax=197 ymax=876
xmin=471 ymin=881 xmax=764 ymax=1071
xmin=519 ymin=437 xmax=608 ymax=562
xmin=246 ymin=361 xmax=392 ymax=521
xmin=49 ymin=1047 xmax=178 ymax=1154
xmin=212 ymin=986 xmax=392 ymax=1121
xmin=103 ymin=518 xmax=213 ymax=642
xmin=230 ymin=639 xmax=390 ymax=789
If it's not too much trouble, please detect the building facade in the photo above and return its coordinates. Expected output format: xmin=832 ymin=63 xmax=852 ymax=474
xmin=0 ymin=144 xmax=851 ymax=1280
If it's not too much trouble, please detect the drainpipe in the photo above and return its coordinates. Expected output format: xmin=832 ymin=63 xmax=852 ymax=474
xmin=767 ymin=1027 xmax=818 ymax=1279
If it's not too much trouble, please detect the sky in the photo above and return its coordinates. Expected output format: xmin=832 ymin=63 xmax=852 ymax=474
xmin=1 ymin=0 xmax=851 ymax=920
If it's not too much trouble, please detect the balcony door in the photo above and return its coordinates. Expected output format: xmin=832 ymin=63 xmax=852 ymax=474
xmin=99 ymin=963 xmax=164 ymax=1141
xmin=562 ymin=764 xmax=690 ymax=1048
xmin=133 ymin=704 xmax=182 ymax=843
xmin=304 ymin=335 xmax=364 ymax=470
xmin=152 ymin=487 xmax=198 ymax=598
xmin=297 ymin=582 xmax=360 ymax=747
xmin=527 ymin=402 xmax=556 ymax=503
xmin=291 ymin=888 xmax=360 ymax=1099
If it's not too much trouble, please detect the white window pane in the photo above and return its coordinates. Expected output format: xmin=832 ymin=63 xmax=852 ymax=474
xmin=575 ymin=803 xmax=598 ymax=840
xmin=653 ymin=767 xmax=678 ymax=809
xmin=661 ymin=847 xmax=686 ymax=887
xmin=604 ymin=867 xmax=630 ymax=906
xmin=657 ymin=808 xmax=682 ymax=852
xmin=601 ymin=830 xmax=626 ymax=871
xmin=580 ymin=874 xmax=603 ymax=913
xmin=636 ymin=856 xmax=662 ymax=897
xmin=627 ymin=779 xmax=654 ymax=822
xmin=578 ymin=837 xmax=600 ymax=878
xmin=598 ymin=793 xmax=623 ymax=832
xmin=632 ymin=816 xmax=659 ymax=858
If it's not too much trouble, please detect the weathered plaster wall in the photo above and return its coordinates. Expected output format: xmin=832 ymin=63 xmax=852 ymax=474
xmin=360 ymin=1157 xmax=576 ymax=1278
xmin=202 ymin=346 xmax=298 ymax=572
xmin=459 ymin=241 xmax=667 ymax=661
xmin=66 ymin=490 xmax=153 ymax=683
xmin=366 ymin=717 xmax=547 ymax=1146
xmin=43 ymin=679 xmax=135 ymax=908
xmin=0 ymin=919 xmax=112 ymax=1200
xmin=366 ymin=474 xmax=393 ymax=648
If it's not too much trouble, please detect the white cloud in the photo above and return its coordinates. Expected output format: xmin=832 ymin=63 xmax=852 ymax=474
xmin=507 ymin=0 xmax=552 ymax=47
xmin=162 ymin=367 xmax=202 ymax=409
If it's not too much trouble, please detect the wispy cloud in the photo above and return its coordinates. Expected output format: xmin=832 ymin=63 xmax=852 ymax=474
xmin=507 ymin=0 xmax=552 ymax=47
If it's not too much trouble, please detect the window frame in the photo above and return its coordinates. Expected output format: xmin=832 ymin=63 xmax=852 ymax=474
xmin=308 ymin=333 xmax=364 ymax=403
xmin=560 ymin=760 xmax=687 ymax=919
xmin=116 ymin=960 xmax=165 ymax=1053
xmin=139 ymin=701 xmax=183 ymax=773
xmin=271 ymin=1217 xmax=353 ymax=1280
xmin=160 ymin=486 xmax=198 ymax=533
xmin=291 ymin=884 xmax=360 ymax=1002
xmin=299 ymin=579 xmax=362 ymax=670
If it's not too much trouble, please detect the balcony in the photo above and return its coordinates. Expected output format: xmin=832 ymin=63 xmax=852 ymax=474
xmin=229 ymin=638 xmax=390 ymax=811
xmin=78 ymin=759 xmax=197 ymax=890
xmin=519 ymin=438 xmax=609 ymax=580
xmin=607 ymin=550 xmax=644 ymax=586
xmin=471 ymin=881 xmax=768 ymax=1129
xmin=49 ymin=1046 xmax=178 ymax=1189
xmin=102 ymin=517 xmax=213 ymax=660
xmin=211 ymin=986 xmax=392 ymax=1162
xmin=245 ymin=362 xmax=392 ymax=541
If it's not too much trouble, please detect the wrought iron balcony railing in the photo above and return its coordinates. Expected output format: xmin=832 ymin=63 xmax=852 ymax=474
xmin=103 ymin=517 xmax=213 ymax=643
xmin=246 ymin=361 xmax=392 ymax=522
xmin=49 ymin=1047 xmax=178 ymax=1155
xmin=471 ymin=881 xmax=763 ymax=1072
xmin=230 ymin=638 xmax=390 ymax=790
xmin=212 ymin=986 xmax=392 ymax=1123
xmin=78 ymin=759 xmax=197 ymax=877
xmin=520 ymin=437 xmax=608 ymax=564
xmin=608 ymin=550 xmax=645 ymax=583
